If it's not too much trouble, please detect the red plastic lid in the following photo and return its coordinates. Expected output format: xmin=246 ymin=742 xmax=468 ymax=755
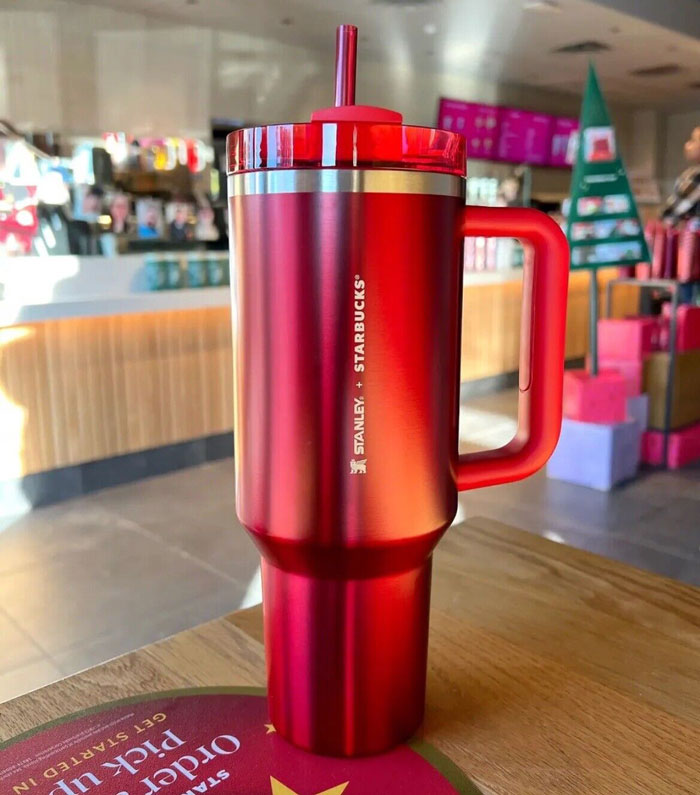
xmin=227 ymin=123 xmax=465 ymax=176
xmin=226 ymin=25 xmax=465 ymax=177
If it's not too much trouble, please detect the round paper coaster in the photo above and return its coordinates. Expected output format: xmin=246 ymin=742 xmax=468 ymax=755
xmin=0 ymin=687 xmax=483 ymax=794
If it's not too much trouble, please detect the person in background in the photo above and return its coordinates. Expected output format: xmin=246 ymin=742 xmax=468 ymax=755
xmin=137 ymin=199 xmax=162 ymax=239
xmin=110 ymin=192 xmax=131 ymax=235
xmin=662 ymin=126 xmax=700 ymax=226
xmin=497 ymin=165 xmax=526 ymax=207
xmin=168 ymin=201 xmax=193 ymax=242
xmin=195 ymin=203 xmax=219 ymax=241
xmin=80 ymin=185 xmax=104 ymax=220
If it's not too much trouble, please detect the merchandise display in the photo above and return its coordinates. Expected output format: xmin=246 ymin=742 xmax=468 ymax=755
xmin=597 ymin=276 xmax=700 ymax=470
xmin=227 ymin=24 xmax=569 ymax=757
xmin=566 ymin=65 xmax=649 ymax=270
xmin=0 ymin=132 xmax=224 ymax=257
xmin=144 ymin=251 xmax=229 ymax=290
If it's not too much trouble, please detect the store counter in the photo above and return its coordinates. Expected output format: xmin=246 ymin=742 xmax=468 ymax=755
xmin=0 ymin=254 xmax=229 ymax=326
xmin=0 ymin=255 xmax=636 ymax=500
xmin=0 ymin=254 xmax=234 ymax=504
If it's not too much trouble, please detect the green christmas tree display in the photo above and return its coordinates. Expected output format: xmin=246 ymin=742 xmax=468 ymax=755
xmin=567 ymin=64 xmax=650 ymax=270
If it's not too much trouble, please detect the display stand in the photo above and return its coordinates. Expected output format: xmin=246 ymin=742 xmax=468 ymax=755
xmin=589 ymin=269 xmax=600 ymax=375
xmin=566 ymin=64 xmax=650 ymax=380
xmin=605 ymin=278 xmax=681 ymax=467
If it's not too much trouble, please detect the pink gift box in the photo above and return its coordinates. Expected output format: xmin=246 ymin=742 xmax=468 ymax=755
xmin=641 ymin=421 xmax=700 ymax=469
xmin=598 ymin=317 xmax=660 ymax=360
xmin=563 ymin=369 xmax=627 ymax=423
xmin=588 ymin=355 xmax=643 ymax=397
xmin=599 ymin=360 xmax=643 ymax=396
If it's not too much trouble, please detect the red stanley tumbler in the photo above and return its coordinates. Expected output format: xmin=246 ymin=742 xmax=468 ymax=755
xmin=227 ymin=25 xmax=570 ymax=756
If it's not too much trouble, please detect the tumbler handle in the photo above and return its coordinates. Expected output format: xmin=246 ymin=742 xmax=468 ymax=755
xmin=456 ymin=206 xmax=570 ymax=490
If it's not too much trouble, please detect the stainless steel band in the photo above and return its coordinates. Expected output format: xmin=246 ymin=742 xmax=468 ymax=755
xmin=228 ymin=169 xmax=465 ymax=197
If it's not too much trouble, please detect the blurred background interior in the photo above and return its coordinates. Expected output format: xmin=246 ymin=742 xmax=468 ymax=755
xmin=0 ymin=0 xmax=698 ymax=703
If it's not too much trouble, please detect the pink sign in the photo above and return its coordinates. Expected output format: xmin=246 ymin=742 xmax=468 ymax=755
xmin=437 ymin=99 xmax=500 ymax=160
xmin=550 ymin=117 xmax=578 ymax=167
xmin=0 ymin=689 xmax=479 ymax=795
xmin=496 ymin=109 xmax=553 ymax=165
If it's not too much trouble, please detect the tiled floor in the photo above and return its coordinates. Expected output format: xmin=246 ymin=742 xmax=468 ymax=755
xmin=0 ymin=389 xmax=698 ymax=704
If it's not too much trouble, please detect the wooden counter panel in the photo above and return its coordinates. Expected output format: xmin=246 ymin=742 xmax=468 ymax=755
xmin=1 ymin=272 xmax=640 ymax=478
xmin=460 ymin=269 xmax=639 ymax=380
xmin=0 ymin=308 xmax=233 ymax=477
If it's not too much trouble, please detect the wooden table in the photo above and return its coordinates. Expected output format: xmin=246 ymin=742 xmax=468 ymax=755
xmin=2 ymin=517 xmax=699 ymax=794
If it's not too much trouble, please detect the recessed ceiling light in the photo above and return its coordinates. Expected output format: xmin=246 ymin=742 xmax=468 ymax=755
xmin=372 ymin=0 xmax=441 ymax=7
xmin=630 ymin=63 xmax=682 ymax=77
xmin=553 ymin=40 xmax=610 ymax=54
xmin=423 ymin=22 xmax=437 ymax=35
xmin=280 ymin=16 xmax=294 ymax=26
xmin=523 ymin=0 xmax=561 ymax=11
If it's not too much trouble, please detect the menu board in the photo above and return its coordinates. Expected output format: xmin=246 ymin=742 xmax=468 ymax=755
xmin=437 ymin=99 xmax=500 ymax=160
xmin=437 ymin=97 xmax=576 ymax=168
xmin=550 ymin=117 xmax=579 ymax=167
xmin=496 ymin=109 xmax=553 ymax=165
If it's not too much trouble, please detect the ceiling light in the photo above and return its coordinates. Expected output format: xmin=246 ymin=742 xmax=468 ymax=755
xmin=552 ymin=40 xmax=610 ymax=54
xmin=523 ymin=0 xmax=561 ymax=11
xmin=630 ymin=63 xmax=682 ymax=77
xmin=423 ymin=23 xmax=437 ymax=35
xmin=372 ymin=0 xmax=442 ymax=7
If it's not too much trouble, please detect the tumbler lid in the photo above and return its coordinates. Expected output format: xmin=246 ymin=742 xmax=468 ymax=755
xmin=226 ymin=25 xmax=465 ymax=177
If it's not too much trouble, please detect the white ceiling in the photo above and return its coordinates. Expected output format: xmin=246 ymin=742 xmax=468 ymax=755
xmin=43 ymin=0 xmax=700 ymax=109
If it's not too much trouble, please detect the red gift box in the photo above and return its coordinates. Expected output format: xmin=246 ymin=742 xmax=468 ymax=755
xmin=641 ymin=422 xmax=700 ymax=469
xmin=649 ymin=221 xmax=667 ymax=279
xmin=563 ymin=369 xmax=627 ymax=423
xmin=662 ymin=304 xmax=700 ymax=352
xmin=677 ymin=223 xmax=700 ymax=283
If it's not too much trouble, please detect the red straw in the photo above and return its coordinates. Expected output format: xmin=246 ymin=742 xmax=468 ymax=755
xmin=334 ymin=24 xmax=357 ymax=107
